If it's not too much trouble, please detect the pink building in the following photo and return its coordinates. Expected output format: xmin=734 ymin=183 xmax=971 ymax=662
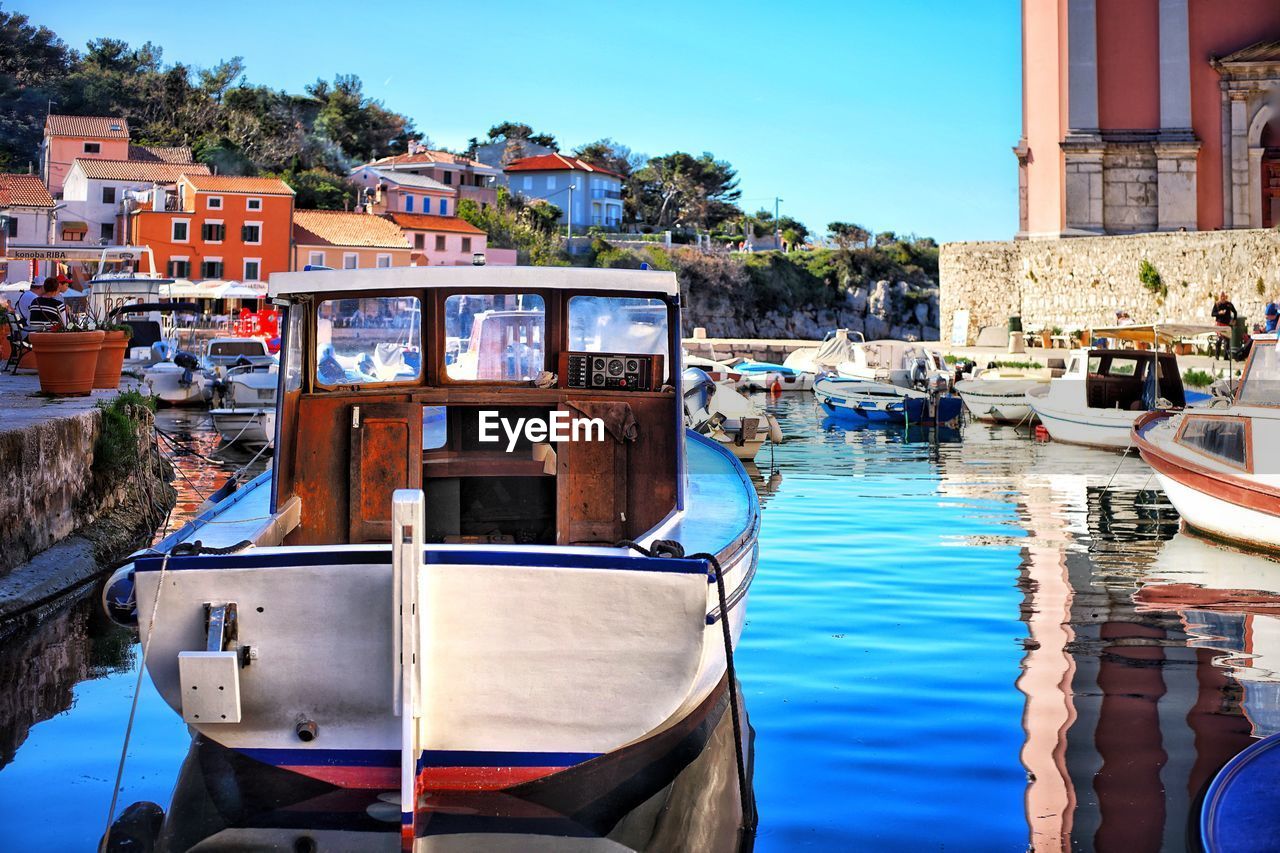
xmin=359 ymin=144 xmax=501 ymax=209
xmin=1018 ymin=0 xmax=1280 ymax=237
xmin=387 ymin=212 xmax=498 ymax=266
xmin=40 ymin=115 xmax=131 ymax=198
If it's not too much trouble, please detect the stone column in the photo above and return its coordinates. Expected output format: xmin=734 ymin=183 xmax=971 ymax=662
xmin=1063 ymin=0 xmax=1103 ymax=233
xmin=1155 ymin=0 xmax=1199 ymax=230
xmin=1158 ymin=0 xmax=1192 ymax=130
xmin=1067 ymin=0 xmax=1099 ymax=131
xmin=1230 ymin=93 xmax=1252 ymax=228
xmin=1063 ymin=141 xmax=1105 ymax=233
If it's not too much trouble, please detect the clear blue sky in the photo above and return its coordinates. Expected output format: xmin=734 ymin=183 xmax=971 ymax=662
xmin=20 ymin=0 xmax=1022 ymax=242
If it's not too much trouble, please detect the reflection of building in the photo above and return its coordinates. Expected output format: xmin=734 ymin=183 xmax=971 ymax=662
xmin=1018 ymin=1 xmax=1280 ymax=237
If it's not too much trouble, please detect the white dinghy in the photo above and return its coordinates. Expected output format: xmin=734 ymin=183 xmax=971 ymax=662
xmin=102 ymin=265 xmax=760 ymax=842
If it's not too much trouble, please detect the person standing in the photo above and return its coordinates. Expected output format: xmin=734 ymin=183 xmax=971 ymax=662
xmin=1212 ymin=291 xmax=1238 ymax=359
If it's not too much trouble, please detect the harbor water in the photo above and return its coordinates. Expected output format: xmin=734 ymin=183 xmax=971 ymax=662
xmin=1 ymin=396 xmax=1276 ymax=849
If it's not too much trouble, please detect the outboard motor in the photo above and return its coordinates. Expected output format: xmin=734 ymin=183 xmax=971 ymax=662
xmin=908 ymin=356 xmax=930 ymax=391
xmin=173 ymin=351 xmax=200 ymax=388
xmin=151 ymin=339 xmax=176 ymax=364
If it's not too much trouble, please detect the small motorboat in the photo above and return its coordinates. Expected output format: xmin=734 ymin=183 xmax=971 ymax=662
xmin=813 ymin=374 xmax=962 ymax=425
xmin=684 ymin=353 xmax=742 ymax=384
xmin=1133 ymin=333 xmax=1280 ymax=550
xmin=683 ymin=367 xmax=783 ymax=460
xmin=202 ymin=336 xmax=274 ymax=375
xmin=210 ymin=362 xmax=279 ymax=447
xmin=782 ymin=328 xmax=864 ymax=376
xmin=142 ymin=349 xmax=210 ymax=406
xmin=955 ymin=365 xmax=1052 ymax=425
xmin=102 ymin=265 xmax=759 ymax=843
xmin=1030 ymin=324 xmax=1216 ymax=450
xmin=732 ymin=359 xmax=814 ymax=392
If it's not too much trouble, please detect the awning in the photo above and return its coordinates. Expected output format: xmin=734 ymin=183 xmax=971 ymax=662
xmin=1089 ymin=323 xmax=1223 ymax=345
xmin=59 ymin=221 xmax=89 ymax=232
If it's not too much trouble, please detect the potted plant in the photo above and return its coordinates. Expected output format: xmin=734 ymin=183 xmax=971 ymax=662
xmin=29 ymin=317 xmax=106 ymax=396
xmin=1039 ymin=327 xmax=1053 ymax=348
xmin=93 ymin=322 xmax=133 ymax=389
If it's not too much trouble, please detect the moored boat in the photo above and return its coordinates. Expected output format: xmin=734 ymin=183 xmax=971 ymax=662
xmin=732 ymin=359 xmax=814 ymax=392
xmin=1133 ymin=333 xmax=1280 ymax=551
xmin=955 ymin=366 xmax=1051 ymax=425
xmin=102 ymin=266 xmax=759 ymax=839
xmin=683 ymin=367 xmax=783 ymax=460
xmin=1029 ymin=324 xmax=1215 ymax=449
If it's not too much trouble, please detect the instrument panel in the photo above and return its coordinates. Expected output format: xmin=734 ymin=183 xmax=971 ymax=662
xmin=559 ymin=351 xmax=664 ymax=391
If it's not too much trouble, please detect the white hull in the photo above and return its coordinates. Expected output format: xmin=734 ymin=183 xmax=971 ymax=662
xmin=134 ymin=539 xmax=754 ymax=789
xmin=144 ymin=364 xmax=209 ymax=405
xmin=955 ymin=379 xmax=1046 ymax=424
xmin=210 ymin=408 xmax=276 ymax=446
xmin=1029 ymin=401 xmax=1139 ymax=449
xmin=1152 ymin=472 xmax=1280 ymax=551
xmin=735 ymin=371 xmax=813 ymax=392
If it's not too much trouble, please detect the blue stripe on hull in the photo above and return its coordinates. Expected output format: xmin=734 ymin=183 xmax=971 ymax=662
xmin=134 ymin=549 xmax=711 ymax=575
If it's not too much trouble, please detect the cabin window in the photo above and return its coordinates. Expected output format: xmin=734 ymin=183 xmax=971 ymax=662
xmin=423 ymin=405 xmax=447 ymax=450
xmin=1238 ymin=344 xmax=1280 ymax=407
xmin=315 ymin=296 xmax=422 ymax=386
xmin=444 ymin=293 xmax=545 ymax=381
xmin=1176 ymin=416 xmax=1248 ymax=470
xmin=283 ymin=306 xmax=304 ymax=392
xmin=567 ymin=295 xmax=670 ymax=373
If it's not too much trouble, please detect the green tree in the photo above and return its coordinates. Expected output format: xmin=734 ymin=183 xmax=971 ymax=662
xmin=278 ymin=168 xmax=360 ymax=209
xmin=0 ymin=6 xmax=73 ymax=169
xmin=632 ymin=151 xmax=741 ymax=230
xmin=828 ymin=222 xmax=871 ymax=249
xmin=486 ymin=120 xmax=558 ymax=150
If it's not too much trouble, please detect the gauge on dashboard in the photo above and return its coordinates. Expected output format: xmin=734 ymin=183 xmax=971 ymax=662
xmin=559 ymin=352 xmax=665 ymax=391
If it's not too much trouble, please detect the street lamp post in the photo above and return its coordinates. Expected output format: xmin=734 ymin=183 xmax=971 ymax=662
xmin=567 ymin=184 xmax=576 ymax=248
xmin=774 ymin=196 xmax=784 ymax=251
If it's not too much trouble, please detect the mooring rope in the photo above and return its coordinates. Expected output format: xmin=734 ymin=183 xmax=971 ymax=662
xmin=615 ymin=538 xmax=757 ymax=831
xmin=101 ymin=549 xmax=172 ymax=850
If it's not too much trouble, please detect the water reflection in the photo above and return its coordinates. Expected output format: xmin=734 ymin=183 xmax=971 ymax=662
xmin=109 ymin=688 xmax=753 ymax=852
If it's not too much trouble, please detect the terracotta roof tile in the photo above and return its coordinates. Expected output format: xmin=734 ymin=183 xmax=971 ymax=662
xmin=128 ymin=144 xmax=196 ymax=164
xmin=183 ymin=173 xmax=294 ymax=195
xmin=367 ymin=149 xmax=493 ymax=170
xmin=293 ymin=210 xmax=411 ymax=249
xmin=73 ymin=158 xmax=210 ymax=182
xmin=387 ymin=212 xmax=485 ymax=235
xmin=45 ymin=115 xmax=130 ymax=139
xmin=504 ymin=153 xmax=623 ymax=178
xmin=0 ymin=174 xmax=55 ymax=207
xmin=364 ymin=167 xmax=450 ymax=192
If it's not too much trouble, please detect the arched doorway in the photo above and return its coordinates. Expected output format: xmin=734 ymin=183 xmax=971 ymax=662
xmin=1262 ymin=118 xmax=1280 ymax=228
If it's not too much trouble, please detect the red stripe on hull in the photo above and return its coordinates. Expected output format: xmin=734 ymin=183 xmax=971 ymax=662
xmin=278 ymin=763 xmax=568 ymax=791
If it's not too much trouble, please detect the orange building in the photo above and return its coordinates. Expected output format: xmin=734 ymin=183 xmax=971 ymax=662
xmin=292 ymin=210 xmax=412 ymax=271
xmin=125 ymin=174 xmax=295 ymax=281
xmin=1018 ymin=1 xmax=1280 ymax=237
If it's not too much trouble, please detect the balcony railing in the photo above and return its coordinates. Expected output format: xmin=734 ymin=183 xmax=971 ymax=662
xmin=591 ymin=189 xmax=623 ymax=200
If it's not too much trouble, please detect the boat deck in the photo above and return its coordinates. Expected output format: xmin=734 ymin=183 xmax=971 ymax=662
xmin=148 ymin=430 xmax=758 ymax=561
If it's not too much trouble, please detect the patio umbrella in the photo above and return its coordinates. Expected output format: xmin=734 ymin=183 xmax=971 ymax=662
xmin=214 ymin=281 xmax=268 ymax=299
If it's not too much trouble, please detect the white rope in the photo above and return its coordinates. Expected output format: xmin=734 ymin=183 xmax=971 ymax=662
xmin=102 ymin=549 xmax=172 ymax=847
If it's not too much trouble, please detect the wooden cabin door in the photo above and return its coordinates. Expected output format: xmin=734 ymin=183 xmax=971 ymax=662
xmin=348 ymin=403 xmax=422 ymax=543
xmin=556 ymin=402 xmax=632 ymax=545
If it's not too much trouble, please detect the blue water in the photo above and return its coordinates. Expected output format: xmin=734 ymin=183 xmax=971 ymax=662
xmin=2 ymin=397 xmax=1277 ymax=850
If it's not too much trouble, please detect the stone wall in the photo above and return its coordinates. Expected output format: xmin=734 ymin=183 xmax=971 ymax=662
xmin=940 ymin=228 xmax=1280 ymax=343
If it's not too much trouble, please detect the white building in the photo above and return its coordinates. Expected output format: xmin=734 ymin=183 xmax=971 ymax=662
xmin=504 ymin=154 xmax=624 ymax=230
xmin=58 ymin=158 xmax=210 ymax=246
xmin=0 ymin=174 xmax=56 ymax=285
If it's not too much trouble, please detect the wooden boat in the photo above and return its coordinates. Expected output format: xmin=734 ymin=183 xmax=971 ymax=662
xmin=955 ymin=366 xmax=1051 ymax=425
xmin=102 ymin=266 xmax=759 ymax=839
xmin=1133 ymin=333 xmax=1280 ymax=550
xmin=1028 ymin=325 xmax=1216 ymax=449
xmin=683 ymin=367 xmax=783 ymax=460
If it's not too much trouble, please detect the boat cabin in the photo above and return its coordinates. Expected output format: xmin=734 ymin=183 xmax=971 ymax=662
xmin=268 ymin=266 xmax=683 ymax=548
xmin=1063 ymin=348 xmax=1187 ymax=410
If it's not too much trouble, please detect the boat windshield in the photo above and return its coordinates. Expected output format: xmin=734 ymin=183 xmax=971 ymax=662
xmin=567 ymin=296 xmax=669 ymax=374
xmin=444 ymin=293 xmax=545 ymax=381
xmin=1238 ymin=343 xmax=1280 ymax=407
xmin=315 ymin=295 xmax=422 ymax=386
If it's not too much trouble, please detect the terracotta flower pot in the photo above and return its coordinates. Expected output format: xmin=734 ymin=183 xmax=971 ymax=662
xmin=30 ymin=330 xmax=105 ymax=396
xmin=93 ymin=330 xmax=130 ymax=389
xmin=0 ymin=323 xmax=10 ymax=362
xmin=1080 ymin=330 xmax=1092 ymax=348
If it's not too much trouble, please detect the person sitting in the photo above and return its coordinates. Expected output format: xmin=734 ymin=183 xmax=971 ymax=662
xmin=27 ymin=277 xmax=70 ymax=329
